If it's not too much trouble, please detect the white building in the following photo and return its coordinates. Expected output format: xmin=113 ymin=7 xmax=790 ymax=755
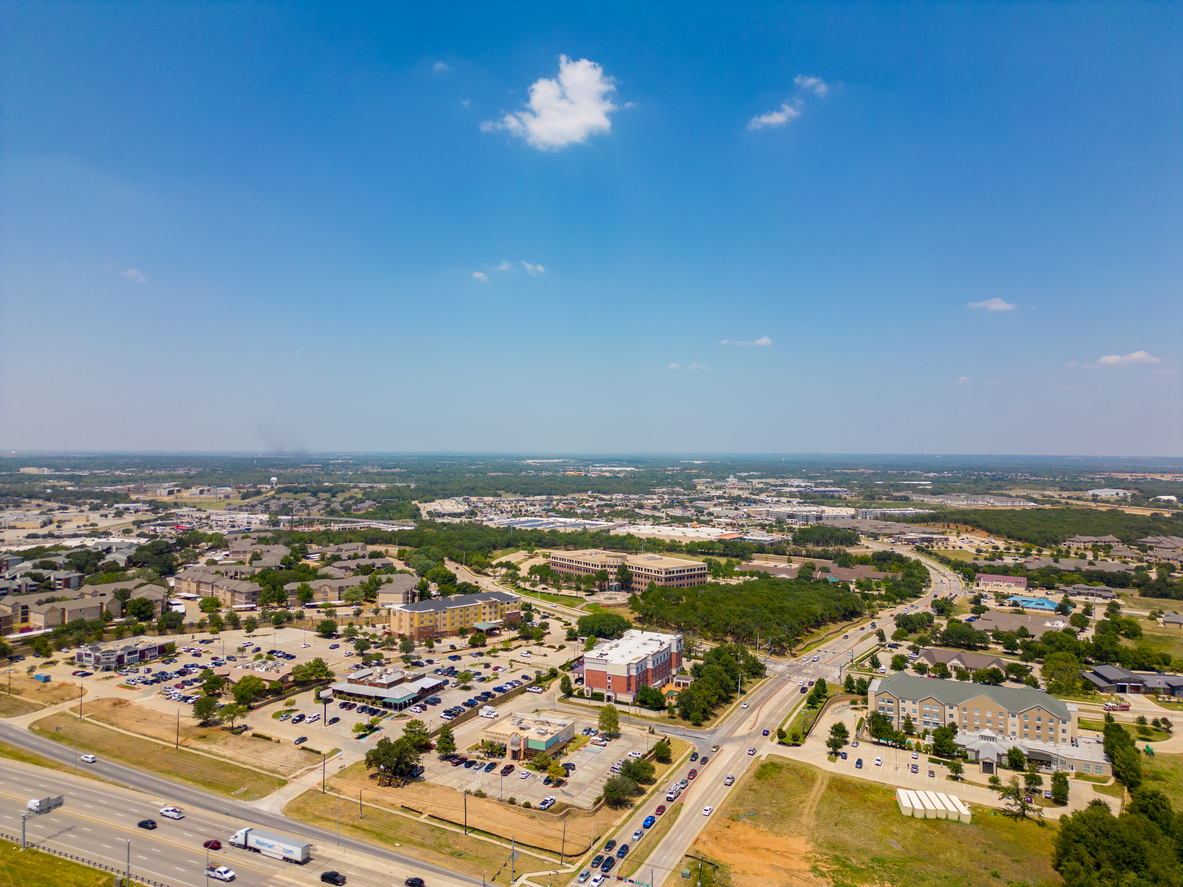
xmin=583 ymin=629 xmax=682 ymax=703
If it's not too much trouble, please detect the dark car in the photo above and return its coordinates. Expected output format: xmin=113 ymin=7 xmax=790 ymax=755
xmin=600 ymin=858 xmax=616 ymax=874
xmin=688 ymin=769 xmax=698 ymax=779
xmin=328 ymin=717 xmax=340 ymax=725
xmin=500 ymin=764 xmax=515 ymax=775
xmin=484 ymin=761 xmax=497 ymax=772
xmin=294 ymin=736 xmax=308 ymax=745
xmin=616 ymin=844 xmax=630 ymax=859
xmin=762 ymin=729 xmax=770 ymax=736
xmin=655 ymin=805 xmax=666 ymax=815
xmin=690 ymin=751 xmax=699 ymax=761
xmin=138 ymin=820 xmax=157 ymax=830
xmin=329 ymin=644 xmax=340 ymax=650
xmin=604 ymin=840 xmax=617 ymax=852
xmin=591 ymin=855 xmax=605 ymax=868
xmin=203 ymin=839 xmax=222 ymax=850
xmin=321 ymin=873 xmax=347 ymax=885
xmin=562 ymin=763 xmax=576 ymax=773
xmin=699 ymin=757 xmax=709 ymax=766
xmin=405 ymin=879 xmax=425 ymax=887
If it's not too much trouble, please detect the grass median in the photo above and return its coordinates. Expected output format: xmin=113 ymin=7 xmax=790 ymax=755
xmin=620 ymin=802 xmax=683 ymax=879
xmin=0 ymin=840 xmax=129 ymax=887
xmin=29 ymin=711 xmax=285 ymax=799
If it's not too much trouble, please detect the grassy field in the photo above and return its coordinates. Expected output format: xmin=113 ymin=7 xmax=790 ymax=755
xmin=0 ymin=673 xmax=86 ymax=707
xmin=931 ymin=549 xmax=977 ymax=562
xmin=1078 ymin=718 xmax=1171 ymax=742
xmin=1128 ymin=617 xmax=1183 ymax=661
xmin=284 ymin=788 xmax=553 ymax=880
xmin=0 ymin=692 xmax=43 ymax=718
xmin=29 ymin=711 xmax=285 ymax=799
xmin=1142 ymin=752 xmax=1183 ymax=810
xmin=620 ymin=802 xmax=683 ymax=878
xmin=0 ymin=841 xmax=131 ymax=887
xmin=692 ymin=758 xmax=1062 ymax=887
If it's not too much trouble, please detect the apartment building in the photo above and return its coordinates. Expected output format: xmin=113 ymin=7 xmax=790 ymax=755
xmin=388 ymin=590 xmax=521 ymax=641
xmin=583 ymin=629 xmax=683 ymax=702
xmin=173 ymin=566 xmax=260 ymax=608
xmin=75 ymin=639 xmax=170 ymax=672
xmin=548 ymin=549 xmax=708 ymax=590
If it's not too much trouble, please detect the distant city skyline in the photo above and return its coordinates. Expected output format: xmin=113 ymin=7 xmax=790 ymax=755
xmin=1 ymin=3 xmax=1180 ymax=455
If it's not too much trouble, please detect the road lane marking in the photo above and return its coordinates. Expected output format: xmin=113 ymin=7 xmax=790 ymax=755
xmin=102 ymin=844 xmax=112 ymax=849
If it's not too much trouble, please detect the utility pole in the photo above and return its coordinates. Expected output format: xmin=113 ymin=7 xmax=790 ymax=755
xmin=560 ymin=820 xmax=566 ymax=865
xmin=176 ymin=709 xmax=180 ymax=749
xmin=322 ymin=754 xmax=326 ymax=793
xmin=359 ymin=788 xmax=363 ymax=819
xmin=126 ymin=839 xmax=131 ymax=887
xmin=336 ymin=792 xmax=341 ymax=845
xmin=511 ymin=836 xmax=516 ymax=883
xmin=464 ymin=790 xmax=468 ymax=835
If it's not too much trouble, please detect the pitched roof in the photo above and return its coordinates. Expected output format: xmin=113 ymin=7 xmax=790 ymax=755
xmin=871 ymin=672 xmax=1071 ymax=721
xmin=394 ymin=590 xmax=518 ymax=614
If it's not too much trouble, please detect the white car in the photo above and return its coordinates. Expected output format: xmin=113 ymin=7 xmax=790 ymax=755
xmin=632 ymin=829 xmax=643 ymax=842
xmin=301 ymin=643 xmax=311 ymax=648
xmin=591 ymin=876 xmax=605 ymax=887
xmin=519 ymin=770 xmax=530 ymax=779
xmin=159 ymin=806 xmax=184 ymax=820
xmin=741 ymin=702 xmax=749 ymax=709
xmin=875 ymin=757 xmax=883 ymax=767
xmin=80 ymin=754 xmax=97 ymax=764
xmin=208 ymin=866 xmax=236 ymax=882
xmin=702 ymin=806 xmax=713 ymax=816
xmin=747 ymin=747 xmax=756 ymax=755
xmin=527 ymin=686 xmax=544 ymax=694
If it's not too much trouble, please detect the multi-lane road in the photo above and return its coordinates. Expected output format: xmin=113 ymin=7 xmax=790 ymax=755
xmin=2 ymin=546 xmax=964 ymax=887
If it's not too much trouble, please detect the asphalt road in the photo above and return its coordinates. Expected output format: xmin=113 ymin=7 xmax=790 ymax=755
xmin=0 ymin=720 xmax=481 ymax=887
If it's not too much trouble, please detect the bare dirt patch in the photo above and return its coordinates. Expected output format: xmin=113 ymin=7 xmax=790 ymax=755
xmin=330 ymin=760 xmax=617 ymax=856
xmin=2 ymin=673 xmax=87 ymax=707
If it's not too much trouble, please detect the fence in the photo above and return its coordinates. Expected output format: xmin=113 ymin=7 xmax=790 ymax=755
xmin=0 ymin=828 xmax=172 ymax=887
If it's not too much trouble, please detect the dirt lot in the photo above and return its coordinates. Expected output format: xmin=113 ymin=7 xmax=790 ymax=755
xmin=76 ymin=697 xmax=317 ymax=775
xmin=689 ymin=758 xmax=1062 ymax=887
xmin=1 ymin=672 xmax=87 ymax=707
xmin=285 ymin=789 xmax=554 ymax=881
xmin=0 ymin=693 xmax=43 ymax=717
xmin=29 ymin=709 xmax=286 ymax=799
xmin=330 ymin=759 xmax=618 ymax=856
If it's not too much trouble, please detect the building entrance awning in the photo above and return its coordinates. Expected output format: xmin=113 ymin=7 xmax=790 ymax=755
xmin=474 ymin=621 xmax=502 ymax=631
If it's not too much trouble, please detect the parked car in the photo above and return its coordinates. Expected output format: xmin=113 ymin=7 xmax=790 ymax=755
xmin=578 ymin=871 xmax=592 ymax=883
xmin=591 ymin=855 xmax=605 ymax=868
xmin=855 ymin=759 xmax=863 ymax=769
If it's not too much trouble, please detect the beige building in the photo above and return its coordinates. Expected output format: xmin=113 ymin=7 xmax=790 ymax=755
xmin=388 ymin=590 xmax=521 ymax=642
xmin=482 ymin=713 xmax=575 ymax=760
xmin=548 ymin=549 xmax=708 ymax=590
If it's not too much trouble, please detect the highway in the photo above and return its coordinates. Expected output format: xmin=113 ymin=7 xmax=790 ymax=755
xmin=0 ymin=720 xmax=481 ymax=887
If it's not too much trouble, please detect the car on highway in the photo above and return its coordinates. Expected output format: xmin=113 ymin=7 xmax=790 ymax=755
xmin=578 ymin=872 xmax=591 ymax=883
xmin=632 ymin=830 xmax=643 ymax=842
xmin=643 ymin=816 xmax=656 ymax=829
xmin=724 ymin=775 xmax=735 ymax=785
xmin=160 ymin=806 xmax=184 ymax=820
xmin=604 ymin=840 xmax=616 ymax=852
xmin=690 ymin=751 xmax=699 ymax=761
xmin=590 ymin=875 xmax=605 ymax=887
xmin=80 ymin=753 xmax=97 ymax=763
xmin=747 ymin=747 xmax=756 ymax=755
xmin=203 ymin=839 xmax=222 ymax=850
xmin=702 ymin=806 xmax=713 ymax=816
xmin=600 ymin=858 xmax=616 ymax=874
xmin=616 ymin=844 xmax=630 ymax=859
xmin=700 ymin=756 xmax=709 ymax=766
xmin=207 ymin=865 xmax=236 ymax=882
xmin=655 ymin=805 xmax=666 ymax=815
xmin=741 ymin=702 xmax=749 ymax=709
xmin=591 ymin=855 xmax=605 ymax=869
xmin=688 ymin=769 xmax=698 ymax=779
xmin=405 ymin=879 xmax=425 ymax=887
xmin=762 ymin=729 xmax=770 ymax=736
xmin=321 ymin=873 xmax=347 ymax=885
xmin=138 ymin=820 xmax=157 ymax=830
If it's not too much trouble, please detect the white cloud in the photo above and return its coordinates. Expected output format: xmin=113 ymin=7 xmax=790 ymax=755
xmin=670 ymin=362 xmax=709 ymax=371
xmin=433 ymin=62 xmax=450 ymax=73
xmin=521 ymin=261 xmax=545 ymax=275
xmin=1145 ymin=368 xmax=1177 ymax=380
xmin=794 ymin=75 xmax=829 ymax=97
xmin=1095 ymin=350 xmax=1161 ymax=367
xmin=496 ymin=260 xmax=513 ymax=272
xmin=481 ymin=55 xmax=617 ymax=151
xmin=956 ymin=376 xmax=970 ymax=385
xmin=747 ymin=101 xmax=801 ymax=131
xmin=472 ymin=271 xmax=488 ymax=282
xmin=121 ymin=268 xmax=147 ymax=283
xmin=968 ymin=297 xmax=1016 ymax=311
xmin=719 ymin=336 xmax=772 ymax=347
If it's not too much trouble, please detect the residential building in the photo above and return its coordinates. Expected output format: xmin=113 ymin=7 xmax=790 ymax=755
xmin=282 ymin=575 xmax=368 ymax=607
xmin=1061 ymin=584 xmax=1119 ymax=601
xmin=1162 ymin=612 xmax=1183 ymax=628
xmin=549 ymin=549 xmax=708 ymax=589
xmin=870 ymin=673 xmax=1076 ymax=745
xmin=974 ymin=574 xmax=1027 ymax=593
xmin=376 ymin=574 xmax=419 ymax=608
xmin=583 ymin=629 xmax=683 ymax=702
xmin=916 ymin=648 xmax=1009 ymax=673
xmin=388 ymin=590 xmax=521 ymax=641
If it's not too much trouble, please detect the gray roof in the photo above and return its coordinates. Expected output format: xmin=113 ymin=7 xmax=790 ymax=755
xmin=872 ymin=672 xmax=1071 ymax=720
xmin=395 ymin=590 xmax=517 ymax=614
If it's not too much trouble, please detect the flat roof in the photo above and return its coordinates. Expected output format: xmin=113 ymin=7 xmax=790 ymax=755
xmin=585 ymin=629 xmax=680 ymax=666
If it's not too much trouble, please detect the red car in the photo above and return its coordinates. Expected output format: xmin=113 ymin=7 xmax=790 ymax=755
xmin=688 ymin=769 xmax=698 ymax=780
xmin=655 ymin=805 xmax=666 ymax=816
xmin=202 ymin=840 xmax=222 ymax=850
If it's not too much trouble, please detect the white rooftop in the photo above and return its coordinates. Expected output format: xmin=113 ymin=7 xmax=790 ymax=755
xmin=586 ymin=629 xmax=680 ymax=665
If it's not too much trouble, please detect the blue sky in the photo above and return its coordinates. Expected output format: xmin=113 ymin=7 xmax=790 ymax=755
xmin=2 ymin=2 xmax=1180 ymax=455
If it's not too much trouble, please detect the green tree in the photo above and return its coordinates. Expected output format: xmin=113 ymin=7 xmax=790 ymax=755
xmin=291 ymin=657 xmax=335 ymax=682
xmin=547 ymin=762 xmax=568 ymax=783
xmin=826 ymin=721 xmax=850 ymax=755
xmin=243 ymin=616 xmax=258 ymax=634
xmin=402 ymin=719 xmax=432 ymax=749
xmin=932 ymin=725 xmax=959 ymax=758
xmin=902 ymin=715 xmax=915 ymax=736
xmin=1006 ymin=746 xmax=1026 ymax=771
xmin=560 ymin=675 xmax=574 ymax=696
xmin=469 ymin=632 xmax=487 ymax=648
xmin=947 ymin=758 xmax=964 ymax=780
xmin=1024 ymin=761 xmax=1044 ymax=792
xmin=994 ymin=775 xmax=1040 ymax=820
xmin=316 ymin=619 xmax=338 ymax=638
xmin=193 ymin=695 xmax=220 ymax=724
xmin=653 ymin=738 xmax=672 ymax=764
xmin=635 ymin=684 xmax=667 ymax=710
xmin=621 ymin=758 xmax=655 ymax=784
xmin=125 ymin=597 xmax=156 ymax=622
xmin=598 ymin=704 xmax=620 ymax=735
xmin=601 ymin=775 xmax=640 ymax=808
xmin=436 ymin=724 xmax=456 ymax=757
xmin=1041 ymin=652 xmax=1082 ymax=695
xmin=365 ymin=737 xmax=421 ymax=786
xmin=232 ymin=674 xmax=267 ymax=707
xmin=1050 ymin=771 xmax=1069 ymax=805
xmin=296 ymin=583 xmax=315 ymax=606
xmin=199 ymin=596 xmax=221 ymax=614
xmin=202 ymin=672 xmax=227 ymax=697
xmin=399 ymin=636 xmax=415 ymax=655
